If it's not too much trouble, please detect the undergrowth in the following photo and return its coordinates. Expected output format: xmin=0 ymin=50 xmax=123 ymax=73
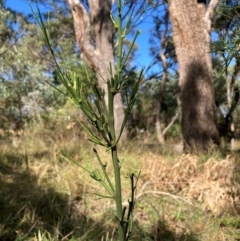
xmin=0 ymin=119 xmax=240 ymax=241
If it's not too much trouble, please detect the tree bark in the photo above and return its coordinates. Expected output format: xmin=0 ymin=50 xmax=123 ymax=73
xmin=66 ymin=0 xmax=127 ymax=143
xmin=156 ymin=12 xmax=168 ymax=145
xmin=168 ymin=0 xmax=220 ymax=152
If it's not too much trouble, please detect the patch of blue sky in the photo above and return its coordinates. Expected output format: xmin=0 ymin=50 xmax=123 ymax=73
xmin=6 ymin=0 xmax=48 ymax=15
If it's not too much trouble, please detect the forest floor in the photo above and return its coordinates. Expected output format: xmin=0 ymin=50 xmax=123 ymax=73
xmin=0 ymin=122 xmax=240 ymax=241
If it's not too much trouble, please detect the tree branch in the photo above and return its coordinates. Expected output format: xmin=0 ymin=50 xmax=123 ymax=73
xmin=163 ymin=111 xmax=180 ymax=135
xmin=66 ymin=0 xmax=100 ymax=71
xmin=204 ymin=0 xmax=219 ymax=33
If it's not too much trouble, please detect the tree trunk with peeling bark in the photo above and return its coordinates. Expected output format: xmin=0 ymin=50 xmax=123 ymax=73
xmin=66 ymin=0 xmax=127 ymax=143
xmin=168 ymin=0 xmax=220 ymax=152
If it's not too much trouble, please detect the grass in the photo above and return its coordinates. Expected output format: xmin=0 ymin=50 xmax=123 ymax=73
xmin=0 ymin=119 xmax=240 ymax=241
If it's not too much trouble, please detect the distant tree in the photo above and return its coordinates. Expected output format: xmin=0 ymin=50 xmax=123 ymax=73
xmin=211 ymin=1 xmax=240 ymax=149
xmin=168 ymin=0 xmax=220 ymax=152
xmin=0 ymin=2 xmax=72 ymax=131
xmin=148 ymin=7 xmax=179 ymax=145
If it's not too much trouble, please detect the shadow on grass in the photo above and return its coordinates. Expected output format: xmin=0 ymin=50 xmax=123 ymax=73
xmin=0 ymin=151 xmax=201 ymax=241
xmin=0 ymin=153 xmax=109 ymax=241
xmin=133 ymin=219 xmax=200 ymax=241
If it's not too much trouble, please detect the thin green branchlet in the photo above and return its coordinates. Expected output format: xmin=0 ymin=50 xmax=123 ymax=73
xmin=33 ymin=1 xmax=144 ymax=240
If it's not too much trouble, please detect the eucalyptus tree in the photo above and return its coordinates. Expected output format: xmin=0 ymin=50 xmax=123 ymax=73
xmin=168 ymin=0 xmax=220 ymax=152
xmin=0 ymin=1 xmax=73 ymax=131
xmin=0 ymin=1 xmax=32 ymax=130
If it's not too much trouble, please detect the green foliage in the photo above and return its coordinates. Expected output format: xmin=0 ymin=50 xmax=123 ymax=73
xmin=211 ymin=1 xmax=240 ymax=140
xmin=128 ymin=75 xmax=178 ymax=136
xmin=0 ymin=1 xmax=99 ymax=132
xmin=212 ymin=1 xmax=240 ymax=69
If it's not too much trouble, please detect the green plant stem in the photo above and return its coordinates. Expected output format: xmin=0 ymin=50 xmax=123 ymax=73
xmin=114 ymin=2 xmax=125 ymax=240
xmin=112 ymin=146 xmax=124 ymax=241
xmin=116 ymin=0 xmax=123 ymax=90
xmin=33 ymin=1 xmax=140 ymax=240
xmin=108 ymin=82 xmax=124 ymax=240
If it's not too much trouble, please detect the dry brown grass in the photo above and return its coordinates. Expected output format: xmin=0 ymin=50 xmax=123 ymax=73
xmin=1 ymin=124 xmax=240 ymax=240
xmin=141 ymin=152 xmax=240 ymax=216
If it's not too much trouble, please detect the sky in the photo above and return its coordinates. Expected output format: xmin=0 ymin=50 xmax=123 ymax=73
xmin=5 ymin=0 xmax=160 ymax=76
xmin=6 ymin=0 xmax=47 ymax=15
